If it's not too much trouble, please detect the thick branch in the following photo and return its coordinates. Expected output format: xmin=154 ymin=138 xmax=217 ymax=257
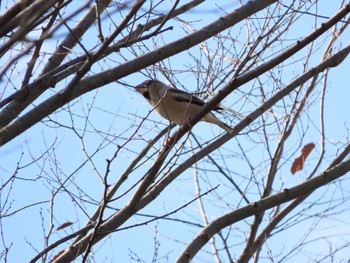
xmin=138 ymin=43 xmax=350 ymax=214
xmin=175 ymin=157 xmax=350 ymax=263
xmin=0 ymin=0 xmax=279 ymax=146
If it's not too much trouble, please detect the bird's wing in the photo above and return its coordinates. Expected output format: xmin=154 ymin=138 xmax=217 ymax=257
xmin=167 ymin=88 xmax=222 ymax=111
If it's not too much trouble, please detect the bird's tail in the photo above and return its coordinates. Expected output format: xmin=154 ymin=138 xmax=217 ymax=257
xmin=203 ymin=113 xmax=234 ymax=133
xmin=217 ymin=119 xmax=234 ymax=133
xmin=218 ymin=104 xmax=245 ymax=120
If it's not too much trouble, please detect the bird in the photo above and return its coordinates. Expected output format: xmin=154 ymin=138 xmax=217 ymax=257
xmin=134 ymin=79 xmax=233 ymax=133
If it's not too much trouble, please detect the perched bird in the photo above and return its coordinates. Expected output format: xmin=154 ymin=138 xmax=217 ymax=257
xmin=134 ymin=79 xmax=233 ymax=133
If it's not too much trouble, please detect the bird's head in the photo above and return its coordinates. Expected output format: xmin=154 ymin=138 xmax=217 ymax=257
xmin=134 ymin=80 xmax=155 ymax=100
xmin=134 ymin=79 xmax=167 ymax=101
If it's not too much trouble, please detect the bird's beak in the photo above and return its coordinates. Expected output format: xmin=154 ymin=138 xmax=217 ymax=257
xmin=134 ymin=83 xmax=147 ymax=94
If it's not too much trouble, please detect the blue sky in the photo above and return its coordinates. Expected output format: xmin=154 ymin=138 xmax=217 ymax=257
xmin=1 ymin=1 xmax=350 ymax=262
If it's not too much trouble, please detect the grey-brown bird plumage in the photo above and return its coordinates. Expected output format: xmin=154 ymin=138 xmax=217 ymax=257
xmin=134 ymin=79 xmax=233 ymax=133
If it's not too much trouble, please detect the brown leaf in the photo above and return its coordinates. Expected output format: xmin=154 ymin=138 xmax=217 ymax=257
xmin=55 ymin=221 xmax=74 ymax=231
xmin=291 ymin=143 xmax=315 ymax=174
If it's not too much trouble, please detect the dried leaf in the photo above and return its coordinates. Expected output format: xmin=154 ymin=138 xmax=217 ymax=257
xmin=291 ymin=143 xmax=315 ymax=174
xmin=56 ymin=221 xmax=74 ymax=231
